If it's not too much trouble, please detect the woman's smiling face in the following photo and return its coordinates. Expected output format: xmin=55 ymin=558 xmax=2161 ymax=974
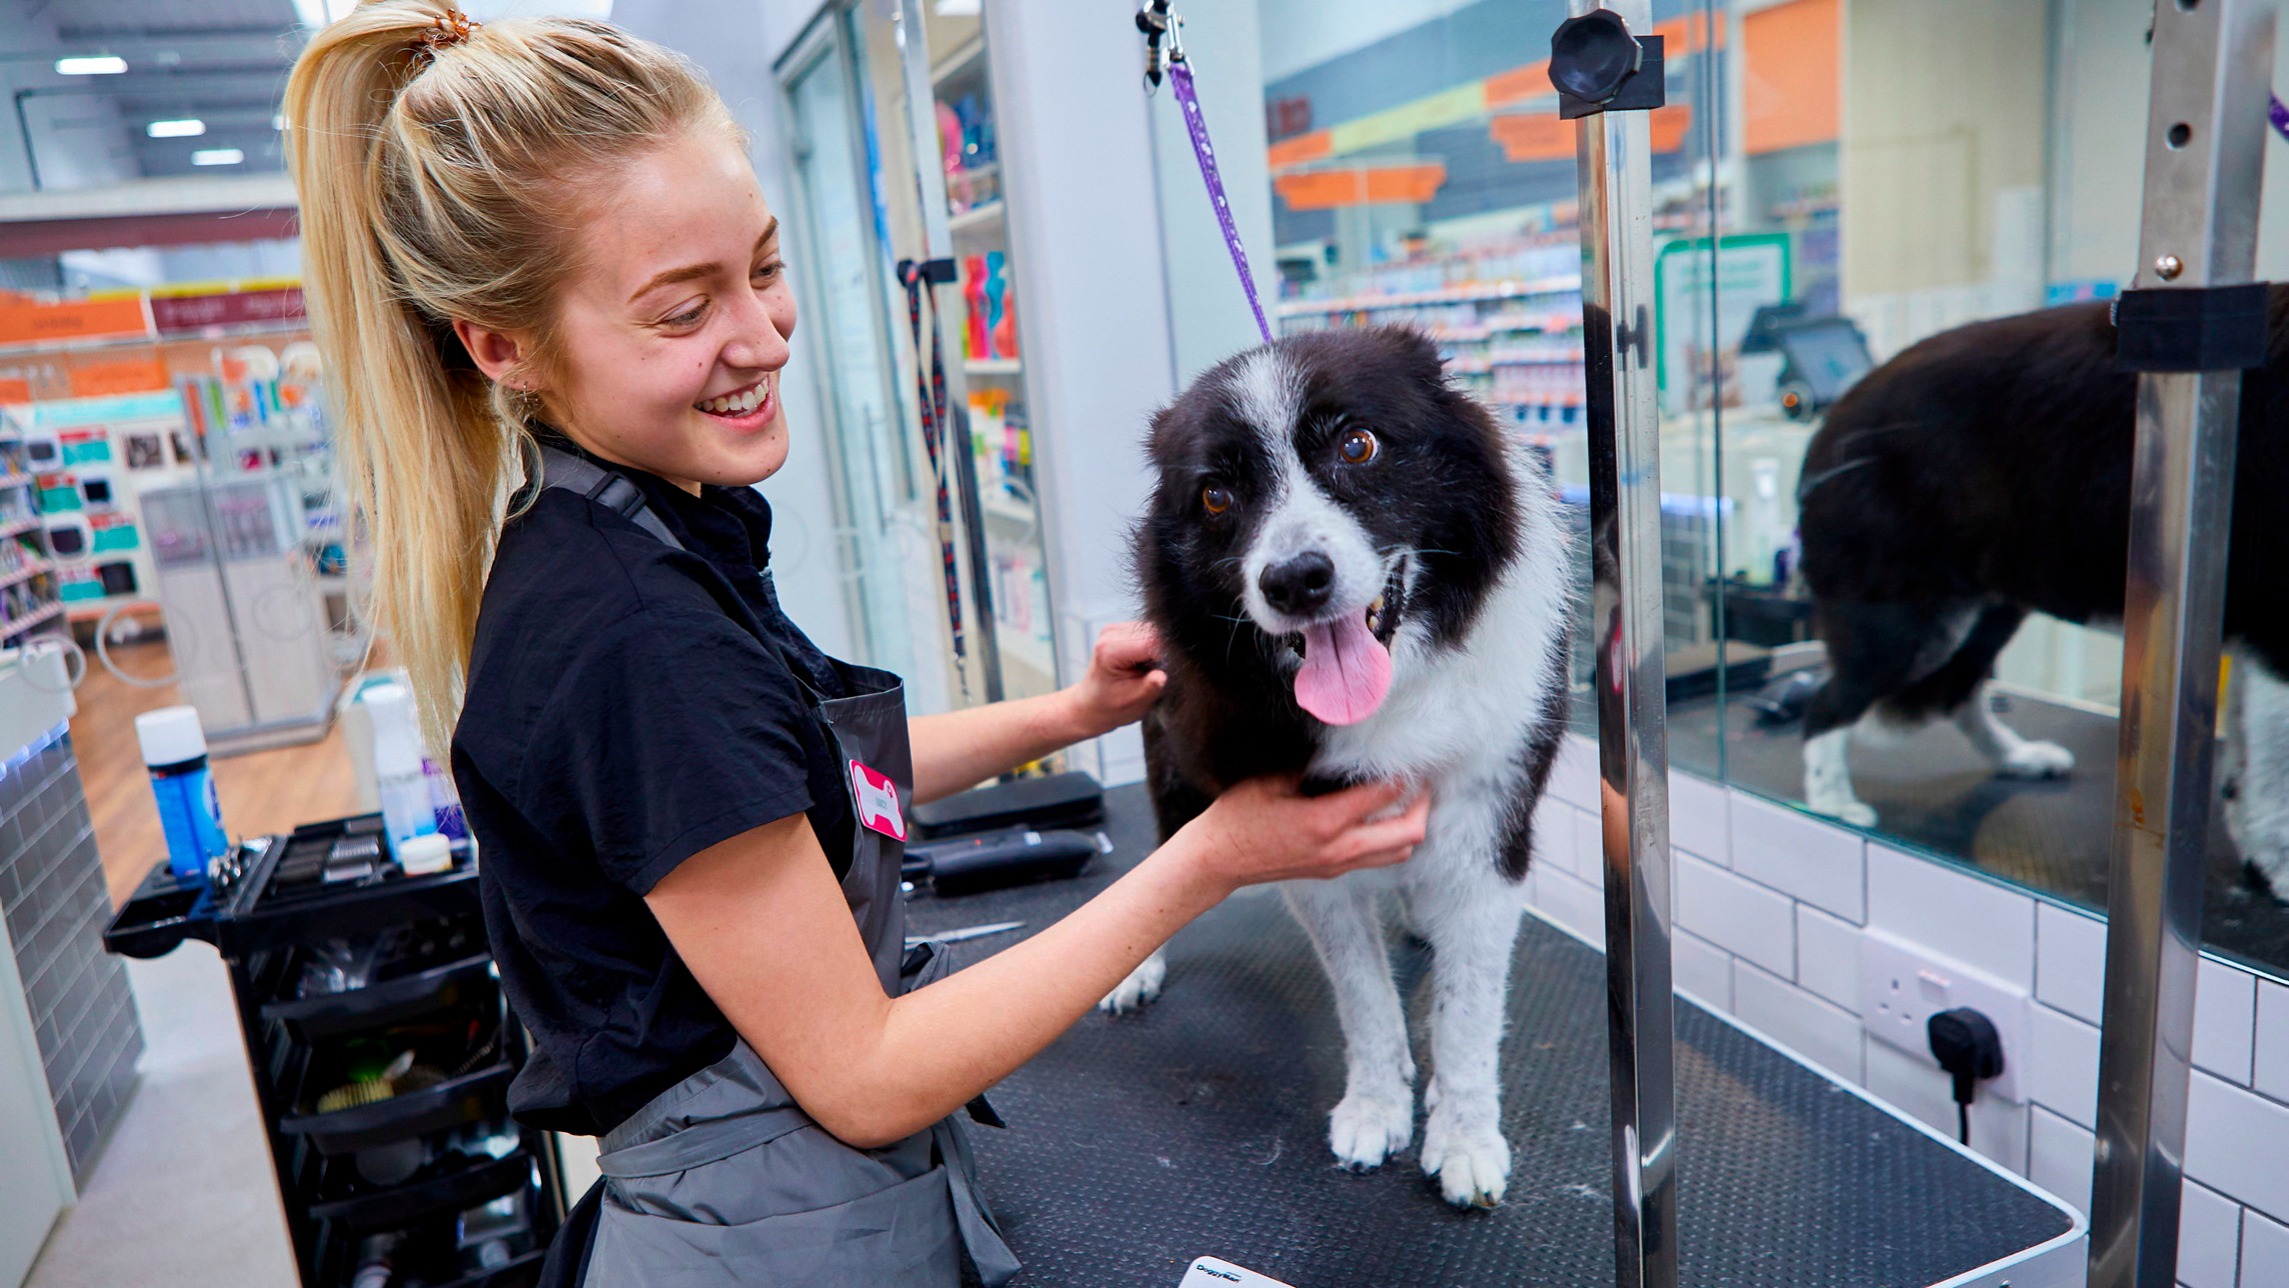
xmin=522 ymin=129 xmax=798 ymax=493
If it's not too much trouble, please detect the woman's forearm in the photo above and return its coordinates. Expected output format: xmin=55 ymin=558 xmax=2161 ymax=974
xmin=804 ymin=837 xmax=1228 ymax=1146
xmin=908 ymin=692 xmax=1090 ymax=804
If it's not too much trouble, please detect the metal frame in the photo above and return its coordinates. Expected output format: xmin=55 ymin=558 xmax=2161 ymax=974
xmin=2089 ymin=1 xmax=2275 ymax=1284
xmin=1564 ymin=2 xmax=1679 ymax=1285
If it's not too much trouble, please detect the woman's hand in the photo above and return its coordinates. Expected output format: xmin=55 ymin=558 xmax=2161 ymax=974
xmin=1060 ymin=622 xmax=1168 ymax=739
xmin=1171 ymin=776 xmax=1431 ymax=896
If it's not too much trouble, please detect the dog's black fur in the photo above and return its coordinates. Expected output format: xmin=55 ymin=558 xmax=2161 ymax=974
xmin=1799 ymin=287 xmax=2289 ymax=741
xmin=1133 ymin=326 xmax=1562 ymax=879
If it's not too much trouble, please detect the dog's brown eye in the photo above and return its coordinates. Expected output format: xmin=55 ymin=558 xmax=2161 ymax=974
xmin=1339 ymin=428 xmax=1378 ymax=464
xmin=1202 ymin=485 xmax=1233 ymax=515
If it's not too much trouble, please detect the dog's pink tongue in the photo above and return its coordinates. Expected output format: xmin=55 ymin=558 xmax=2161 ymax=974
xmin=1295 ymin=614 xmax=1393 ymax=726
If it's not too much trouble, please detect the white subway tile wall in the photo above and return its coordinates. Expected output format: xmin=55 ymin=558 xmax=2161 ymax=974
xmin=1531 ymin=796 xmax=1583 ymax=883
xmin=1677 ymin=852 xmax=1795 ymax=977
xmin=2187 ymin=1072 xmax=2289 ymax=1221
xmin=1513 ymin=737 xmax=2289 ymax=1287
xmin=1867 ymin=842 xmax=2037 ymax=988
xmin=1570 ymin=802 xmax=1604 ymax=882
xmin=2181 ymin=1179 xmax=2245 ymax=1288
xmin=1734 ymin=960 xmax=1863 ymax=1082
xmin=1729 ymin=792 xmax=1864 ymax=919
xmin=2028 ymin=1001 xmax=2102 ymax=1130
xmin=1546 ymin=736 xmax=1598 ymax=812
xmin=2196 ymin=958 xmax=2258 ymax=1085
xmin=1668 ymin=769 xmax=1729 ymax=864
xmin=2244 ymin=1208 xmax=2289 ymax=1288
xmin=2260 ymin=981 xmax=2289 ymax=1103
xmin=1795 ymin=905 xmax=1862 ymax=1013
xmin=2027 ymin=1105 xmax=2094 ymax=1214
xmin=2036 ymin=901 xmax=2108 ymax=1025
xmin=1673 ymin=929 xmax=1733 ymax=1010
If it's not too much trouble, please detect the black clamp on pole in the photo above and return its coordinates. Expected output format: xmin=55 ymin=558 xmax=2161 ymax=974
xmin=2115 ymin=281 xmax=2272 ymax=372
xmin=1549 ymin=9 xmax=1666 ymax=119
xmin=898 ymin=257 xmax=960 ymax=287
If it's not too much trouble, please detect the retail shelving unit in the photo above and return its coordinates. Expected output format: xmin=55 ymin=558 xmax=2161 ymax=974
xmin=0 ymin=413 xmax=67 ymax=652
xmin=777 ymin=0 xmax=1063 ymax=714
xmin=1274 ymin=256 xmax=1590 ymax=438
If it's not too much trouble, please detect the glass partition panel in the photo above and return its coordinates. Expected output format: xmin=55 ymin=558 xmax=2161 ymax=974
xmin=1240 ymin=0 xmax=2289 ymax=976
xmin=1677 ymin=0 xmax=2289 ymax=978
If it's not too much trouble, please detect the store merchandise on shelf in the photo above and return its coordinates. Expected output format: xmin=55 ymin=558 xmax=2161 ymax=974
xmin=965 ymin=388 xmax=1033 ymax=519
xmin=0 ymin=419 xmax=65 ymax=651
xmin=1276 ymin=236 xmax=1588 ymax=431
xmin=960 ymin=253 xmax=1020 ymax=363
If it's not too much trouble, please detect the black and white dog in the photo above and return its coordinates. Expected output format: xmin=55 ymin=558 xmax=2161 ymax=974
xmin=1796 ymin=287 xmax=2289 ymax=899
xmin=1102 ymin=326 xmax=1574 ymax=1207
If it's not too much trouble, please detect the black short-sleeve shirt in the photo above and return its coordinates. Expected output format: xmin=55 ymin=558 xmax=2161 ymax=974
xmin=453 ymin=445 xmax=853 ymax=1137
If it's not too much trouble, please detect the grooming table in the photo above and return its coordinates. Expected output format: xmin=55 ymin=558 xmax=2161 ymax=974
xmin=907 ymin=786 xmax=2082 ymax=1287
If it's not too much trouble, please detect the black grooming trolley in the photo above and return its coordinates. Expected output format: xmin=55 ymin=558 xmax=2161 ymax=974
xmin=106 ymin=814 xmax=563 ymax=1288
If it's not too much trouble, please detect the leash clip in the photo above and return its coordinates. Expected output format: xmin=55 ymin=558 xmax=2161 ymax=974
xmin=1137 ymin=1 xmax=1184 ymax=93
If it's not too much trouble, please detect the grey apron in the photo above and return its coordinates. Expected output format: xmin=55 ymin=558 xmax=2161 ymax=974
xmin=536 ymin=447 xmax=1020 ymax=1287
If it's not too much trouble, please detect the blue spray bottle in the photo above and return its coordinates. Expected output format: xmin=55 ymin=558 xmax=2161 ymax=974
xmin=135 ymin=706 xmax=229 ymax=887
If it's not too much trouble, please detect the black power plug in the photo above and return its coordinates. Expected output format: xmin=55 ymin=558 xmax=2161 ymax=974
xmin=1928 ymin=1008 xmax=2006 ymax=1146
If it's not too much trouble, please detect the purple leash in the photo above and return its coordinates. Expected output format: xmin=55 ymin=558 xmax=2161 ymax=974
xmin=2273 ymin=92 xmax=2289 ymax=143
xmin=1166 ymin=57 xmax=1275 ymax=345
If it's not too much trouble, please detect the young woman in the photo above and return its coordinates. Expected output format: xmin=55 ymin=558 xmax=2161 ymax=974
xmin=284 ymin=5 xmax=1428 ymax=1286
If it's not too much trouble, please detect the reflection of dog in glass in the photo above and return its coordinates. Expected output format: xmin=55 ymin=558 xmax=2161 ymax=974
xmin=1794 ymin=287 xmax=2289 ymax=900
xmin=1111 ymin=327 xmax=1575 ymax=1207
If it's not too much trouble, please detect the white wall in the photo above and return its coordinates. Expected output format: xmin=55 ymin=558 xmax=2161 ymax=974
xmin=985 ymin=0 xmax=1180 ymax=783
xmin=612 ymin=0 xmax=858 ymax=664
xmin=1147 ymin=0 xmax=1279 ymax=387
xmin=1255 ymin=0 xmax=1482 ymax=83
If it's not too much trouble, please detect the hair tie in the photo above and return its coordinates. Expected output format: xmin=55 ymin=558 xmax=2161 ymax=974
xmin=419 ymin=9 xmax=479 ymax=53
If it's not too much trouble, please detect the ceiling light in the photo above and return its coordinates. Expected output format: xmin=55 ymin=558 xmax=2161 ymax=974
xmin=191 ymin=148 xmax=244 ymax=166
xmin=147 ymin=119 xmax=205 ymax=138
xmin=56 ymin=56 xmax=128 ymax=75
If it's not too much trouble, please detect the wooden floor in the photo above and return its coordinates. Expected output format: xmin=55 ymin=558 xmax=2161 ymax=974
xmin=71 ymin=639 xmax=363 ymax=908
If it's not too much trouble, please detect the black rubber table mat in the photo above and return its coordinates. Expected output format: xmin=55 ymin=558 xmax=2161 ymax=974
xmin=1658 ymin=685 xmax=2289 ymax=978
xmin=909 ymin=786 xmax=2072 ymax=1287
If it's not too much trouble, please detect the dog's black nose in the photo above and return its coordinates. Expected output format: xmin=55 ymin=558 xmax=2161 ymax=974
xmin=1259 ymin=552 xmax=1336 ymax=615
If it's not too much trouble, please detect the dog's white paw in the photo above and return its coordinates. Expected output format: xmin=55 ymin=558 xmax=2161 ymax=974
xmin=1807 ymin=796 xmax=1879 ymax=828
xmin=1997 ymin=740 xmax=2074 ymax=780
xmin=1097 ymin=953 xmax=1166 ymax=1014
xmin=1420 ymin=1104 xmax=1510 ymax=1208
xmin=1327 ymin=1089 xmax=1414 ymax=1172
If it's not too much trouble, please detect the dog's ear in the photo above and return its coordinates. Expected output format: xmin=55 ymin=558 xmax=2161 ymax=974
xmin=1380 ymin=324 xmax=1448 ymax=383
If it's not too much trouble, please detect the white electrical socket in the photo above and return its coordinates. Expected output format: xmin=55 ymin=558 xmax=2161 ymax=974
xmin=1858 ymin=927 xmax=2030 ymax=1104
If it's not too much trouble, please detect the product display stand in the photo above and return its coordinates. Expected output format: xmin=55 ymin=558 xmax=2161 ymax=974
xmin=104 ymin=817 xmax=562 ymax=1288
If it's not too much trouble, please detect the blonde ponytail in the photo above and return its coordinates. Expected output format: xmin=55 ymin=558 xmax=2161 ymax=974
xmin=284 ymin=1 xmax=733 ymax=753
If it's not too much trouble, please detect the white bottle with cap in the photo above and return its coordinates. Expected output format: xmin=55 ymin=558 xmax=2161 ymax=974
xmin=362 ymin=683 xmax=438 ymax=854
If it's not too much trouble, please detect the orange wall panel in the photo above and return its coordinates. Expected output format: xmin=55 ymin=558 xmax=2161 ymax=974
xmin=1274 ymin=164 xmax=1449 ymax=211
xmin=1491 ymin=104 xmax=1692 ymax=163
xmin=1744 ymin=0 xmax=1840 ymax=155
xmin=1266 ymin=130 xmax=1332 ymax=171
xmin=67 ymin=355 xmax=170 ymax=398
